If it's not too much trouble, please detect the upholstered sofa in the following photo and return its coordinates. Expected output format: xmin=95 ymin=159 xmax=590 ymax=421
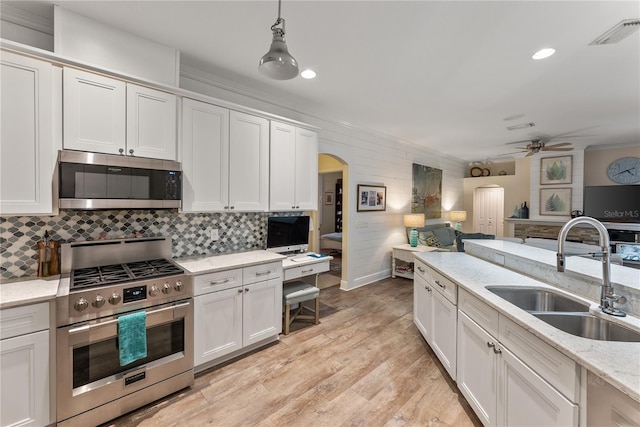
xmin=405 ymin=223 xmax=459 ymax=251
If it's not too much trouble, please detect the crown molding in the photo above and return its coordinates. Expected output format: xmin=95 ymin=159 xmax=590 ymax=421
xmin=0 ymin=3 xmax=53 ymax=36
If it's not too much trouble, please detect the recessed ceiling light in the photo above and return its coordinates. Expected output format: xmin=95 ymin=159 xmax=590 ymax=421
xmin=532 ymin=48 xmax=556 ymax=60
xmin=300 ymin=69 xmax=316 ymax=79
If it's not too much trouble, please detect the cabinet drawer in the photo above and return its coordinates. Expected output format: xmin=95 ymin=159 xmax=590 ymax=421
xmin=194 ymin=268 xmax=242 ymax=295
xmin=244 ymin=262 xmax=282 ymax=285
xmin=458 ymin=288 xmax=499 ymax=337
xmin=284 ymin=261 xmax=329 ymax=282
xmin=415 ymin=262 xmax=457 ymax=304
xmin=499 ymin=316 xmax=579 ymax=403
xmin=1 ymin=302 xmax=50 ymax=340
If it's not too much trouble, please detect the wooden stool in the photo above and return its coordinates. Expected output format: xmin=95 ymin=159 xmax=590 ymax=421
xmin=282 ymin=281 xmax=320 ymax=335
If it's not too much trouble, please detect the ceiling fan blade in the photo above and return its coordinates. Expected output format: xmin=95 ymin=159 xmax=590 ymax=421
xmin=546 ymin=142 xmax=572 ymax=148
xmin=497 ymin=151 xmax=527 ymax=157
xmin=506 ymin=139 xmax=536 ymax=145
xmin=544 ymin=147 xmax=573 ymax=151
xmin=525 ymin=151 xmax=535 ymax=157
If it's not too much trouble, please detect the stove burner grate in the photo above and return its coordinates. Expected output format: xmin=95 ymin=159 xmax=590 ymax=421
xmin=70 ymin=259 xmax=184 ymax=290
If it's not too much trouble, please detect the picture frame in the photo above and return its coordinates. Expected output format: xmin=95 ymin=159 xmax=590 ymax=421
xmin=357 ymin=184 xmax=386 ymax=212
xmin=540 ymin=188 xmax=572 ymax=216
xmin=324 ymin=192 xmax=334 ymax=205
xmin=540 ymin=155 xmax=572 ymax=185
xmin=411 ymin=163 xmax=442 ymax=218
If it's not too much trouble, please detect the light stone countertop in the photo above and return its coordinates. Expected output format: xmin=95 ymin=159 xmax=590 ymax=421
xmin=0 ymin=276 xmax=60 ymax=309
xmin=413 ymin=250 xmax=640 ymax=404
xmin=175 ymin=250 xmax=286 ymax=275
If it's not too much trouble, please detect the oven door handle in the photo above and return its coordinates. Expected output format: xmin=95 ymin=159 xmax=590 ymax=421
xmin=67 ymin=301 xmax=191 ymax=346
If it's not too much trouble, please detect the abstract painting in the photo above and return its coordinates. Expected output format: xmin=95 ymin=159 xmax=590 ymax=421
xmin=412 ymin=163 xmax=442 ymax=219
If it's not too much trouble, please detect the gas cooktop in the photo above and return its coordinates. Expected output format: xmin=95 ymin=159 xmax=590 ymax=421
xmin=70 ymin=259 xmax=184 ymax=290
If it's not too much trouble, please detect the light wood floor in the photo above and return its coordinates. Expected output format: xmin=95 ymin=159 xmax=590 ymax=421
xmin=101 ymin=278 xmax=481 ymax=427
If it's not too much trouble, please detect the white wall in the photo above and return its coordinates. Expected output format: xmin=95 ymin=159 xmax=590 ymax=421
xmin=180 ymin=69 xmax=465 ymax=290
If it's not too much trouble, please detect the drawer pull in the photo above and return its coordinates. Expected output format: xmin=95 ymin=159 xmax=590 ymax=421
xmin=210 ymin=278 xmax=230 ymax=285
xmin=237 ymin=289 xmax=243 ymax=293
xmin=435 ymin=280 xmax=445 ymax=289
xmin=255 ymin=270 xmax=273 ymax=276
xmin=493 ymin=346 xmax=502 ymax=355
xmin=487 ymin=342 xmax=495 ymax=348
xmin=417 ymin=266 xmax=425 ymax=273
xmin=301 ymin=269 xmax=314 ymax=273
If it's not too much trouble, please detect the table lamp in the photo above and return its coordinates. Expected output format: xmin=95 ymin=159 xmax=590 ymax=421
xmin=404 ymin=214 xmax=425 ymax=247
xmin=450 ymin=210 xmax=467 ymax=231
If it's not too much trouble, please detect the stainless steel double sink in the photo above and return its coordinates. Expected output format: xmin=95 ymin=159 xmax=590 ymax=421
xmin=486 ymin=286 xmax=640 ymax=342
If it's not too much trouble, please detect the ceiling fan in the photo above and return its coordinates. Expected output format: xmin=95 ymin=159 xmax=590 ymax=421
xmin=502 ymin=139 xmax=574 ymax=157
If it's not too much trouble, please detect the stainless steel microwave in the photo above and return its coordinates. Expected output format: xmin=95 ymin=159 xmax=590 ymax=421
xmin=58 ymin=150 xmax=181 ymax=209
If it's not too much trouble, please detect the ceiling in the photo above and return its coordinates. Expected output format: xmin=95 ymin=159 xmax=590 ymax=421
xmin=6 ymin=1 xmax=640 ymax=162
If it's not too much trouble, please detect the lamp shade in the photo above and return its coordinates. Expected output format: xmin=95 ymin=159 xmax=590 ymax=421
xmin=404 ymin=214 xmax=425 ymax=228
xmin=450 ymin=211 xmax=467 ymax=222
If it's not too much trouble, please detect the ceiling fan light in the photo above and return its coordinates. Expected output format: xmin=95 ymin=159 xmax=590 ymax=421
xmin=532 ymin=48 xmax=556 ymax=60
xmin=259 ymin=31 xmax=299 ymax=80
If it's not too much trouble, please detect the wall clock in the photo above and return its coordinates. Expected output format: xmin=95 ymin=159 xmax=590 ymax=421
xmin=607 ymin=157 xmax=640 ymax=184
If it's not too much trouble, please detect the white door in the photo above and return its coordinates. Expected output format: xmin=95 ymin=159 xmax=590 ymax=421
xmin=413 ymin=274 xmax=431 ymax=341
xmin=63 ymin=67 xmax=126 ymax=154
xmin=1 ymin=51 xmax=59 ymax=215
xmin=194 ymin=287 xmax=243 ymax=367
xmin=228 ymin=111 xmax=269 ymax=211
xmin=181 ymin=99 xmax=229 ymax=212
xmin=430 ymin=290 xmax=457 ymax=380
xmin=269 ymin=121 xmax=296 ymax=211
xmin=243 ymin=278 xmax=282 ymax=345
xmin=126 ymin=84 xmax=177 ymax=160
xmin=473 ymin=187 xmax=504 ymax=237
xmin=294 ymin=127 xmax=318 ymax=211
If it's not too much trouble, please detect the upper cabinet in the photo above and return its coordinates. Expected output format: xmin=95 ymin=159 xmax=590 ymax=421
xmin=181 ymin=101 xmax=269 ymax=212
xmin=0 ymin=51 xmax=61 ymax=215
xmin=269 ymin=121 xmax=318 ymax=211
xmin=63 ymin=68 xmax=177 ymax=160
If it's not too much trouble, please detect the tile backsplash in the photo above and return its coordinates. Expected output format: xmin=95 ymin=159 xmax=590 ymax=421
xmin=1 ymin=210 xmax=288 ymax=280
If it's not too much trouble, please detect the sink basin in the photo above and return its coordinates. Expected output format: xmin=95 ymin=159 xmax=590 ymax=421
xmin=532 ymin=313 xmax=640 ymax=342
xmin=486 ymin=286 xmax=591 ymax=312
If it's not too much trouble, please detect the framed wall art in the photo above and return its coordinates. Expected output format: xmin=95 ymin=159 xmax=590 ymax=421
xmin=325 ymin=192 xmax=334 ymax=205
xmin=411 ymin=163 xmax=442 ymax=218
xmin=357 ymin=185 xmax=386 ymax=212
xmin=540 ymin=188 xmax=572 ymax=216
xmin=540 ymin=156 xmax=572 ymax=185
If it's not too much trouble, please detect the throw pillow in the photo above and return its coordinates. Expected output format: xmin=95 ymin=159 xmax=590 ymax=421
xmin=418 ymin=231 xmax=433 ymax=246
xmin=432 ymin=226 xmax=457 ymax=247
xmin=425 ymin=234 xmax=444 ymax=248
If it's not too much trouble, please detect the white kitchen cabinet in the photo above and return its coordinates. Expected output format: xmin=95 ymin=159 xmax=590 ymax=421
xmin=193 ymin=261 xmax=282 ymax=371
xmin=228 ymin=110 xmax=269 ymax=211
xmin=413 ymin=259 xmax=457 ymax=379
xmin=457 ymin=290 xmax=578 ymax=427
xmin=269 ymin=121 xmax=318 ymax=211
xmin=0 ymin=302 xmax=51 ymax=427
xmin=64 ymin=68 xmax=177 ymax=160
xmin=0 ymin=51 xmax=61 ymax=215
xmin=181 ymin=98 xmax=229 ymax=212
xmin=587 ymin=370 xmax=640 ymax=427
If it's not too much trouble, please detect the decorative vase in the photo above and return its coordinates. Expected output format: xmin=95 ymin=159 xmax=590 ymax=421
xmin=409 ymin=228 xmax=418 ymax=247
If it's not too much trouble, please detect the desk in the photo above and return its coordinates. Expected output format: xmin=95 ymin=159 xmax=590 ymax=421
xmin=282 ymin=255 xmax=332 ymax=286
xmin=392 ymin=244 xmax=438 ymax=279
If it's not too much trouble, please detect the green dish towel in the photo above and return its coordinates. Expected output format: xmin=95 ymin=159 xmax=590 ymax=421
xmin=118 ymin=311 xmax=147 ymax=366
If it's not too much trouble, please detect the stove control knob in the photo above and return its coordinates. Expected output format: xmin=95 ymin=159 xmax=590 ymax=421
xmin=149 ymin=285 xmax=160 ymax=297
xmin=108 ymin=292 xmax=121 ymax=305
xmin=162 ymin=283 xmax=172 ymax=294
xmin=74 ymin=298 xmax=89 ymax=312
xmin=92 ymin=295 xmax=106 ymax=308
xmin=174 ymin=281 xmax=184 ymax=292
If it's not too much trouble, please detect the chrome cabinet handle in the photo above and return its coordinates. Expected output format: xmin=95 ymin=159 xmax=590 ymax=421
xmin=435 ymin=280 xmax=445 ymax=289
xmin=237 ymin=289 xmax=243 ymax=293
xmin=129 ymin=149 xmax=134 ymax=155
xmin=119 ymin=148 xmax=124 ymax=155
xmin=255 ymin=270 xmax=273 ymax=276
xmin=244 ymin=288 xmax=249 ymax=292
xmin=301 ymin=269 xmax=313 ymax=273
xmin=417 ymin=266 xmax=425 ymax=273
xmin=493 ymin=346 xmax=502 ymax=354
xmin=487 ymin=342 xmax=495 ymax=348
xmin=210 ymin=278 xmax=230 ymax=285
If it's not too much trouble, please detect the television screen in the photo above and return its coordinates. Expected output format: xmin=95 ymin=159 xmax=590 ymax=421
xmin=583 ymin=185 xmax=640 ymax=223
xmin=266 ymin=216 xmax=310 ymax=252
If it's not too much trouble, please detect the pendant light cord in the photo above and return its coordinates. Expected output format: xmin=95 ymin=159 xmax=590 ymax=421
xmin=270 ymin=0 xmax=285 ymax=35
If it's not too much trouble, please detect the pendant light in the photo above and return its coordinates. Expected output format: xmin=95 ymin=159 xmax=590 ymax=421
xmin=258 ymin=0 xmax=299 ymax=80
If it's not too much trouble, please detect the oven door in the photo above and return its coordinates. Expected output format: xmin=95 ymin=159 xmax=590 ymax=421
xmin=56 ymin=300 xmax=193 ymax=423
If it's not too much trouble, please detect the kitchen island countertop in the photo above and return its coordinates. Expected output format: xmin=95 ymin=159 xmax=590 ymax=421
xmin=0 ymin=276 xmax=60 ymax=309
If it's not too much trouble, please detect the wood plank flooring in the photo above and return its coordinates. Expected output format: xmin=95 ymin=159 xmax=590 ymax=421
xmin=101 ymin=278 xmax=481 ymax=427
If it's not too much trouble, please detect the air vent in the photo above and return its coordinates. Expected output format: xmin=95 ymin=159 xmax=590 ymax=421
xmin=506 ymin=122 xmax=535 ymax=131
xmin=590 ymin=19 xmax=640 ymax=45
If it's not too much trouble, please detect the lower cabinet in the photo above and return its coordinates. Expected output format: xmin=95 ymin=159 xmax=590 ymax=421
xmin=0 ymin=302 xmax=51 ymax=427
xmin=457 ymin=289 xmax=578 ymax=427
xmin=193 ymin=262 xmax=282 ymax=370
xmin=413 ymin=259 xmax=457 ymax=379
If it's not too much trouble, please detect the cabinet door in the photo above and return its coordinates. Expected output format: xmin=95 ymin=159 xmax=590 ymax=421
xmin=498 ymin=346 xmax=578 ymax=427
xmin=1 ymin=52 xmax=60 ymax=215
xmin=413 ymin=274 xmax=431 ymax=341
xmin=181 ymin=98 xmax=229 ymax=212
xmin=269 ymin=121 xmax=296 ymax=211
xmin=243 ymin=277 xmax=282 ymax=345
xmin=293 ymin=127 xmax=318 ymax=211
xmin=228 ymin=111 xmax=269 ymax=211
xmin=126 ymin=84 xmax=177 ymax=160
xmin=63 ymin=67 xmax=125 ymax=155
xmin=194 ymin=287 xmax=243 ymax=367
xmin=0 ymin=330 xmax=50 ymax=427
xmin=457 ymin=311 xmax=497 ymax=426
xmin=430 ymin=289 xmax=457 ymax=380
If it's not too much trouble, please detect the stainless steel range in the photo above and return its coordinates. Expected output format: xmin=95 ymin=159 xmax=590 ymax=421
xmin=56 ymin=236 xmax=194 ymax=427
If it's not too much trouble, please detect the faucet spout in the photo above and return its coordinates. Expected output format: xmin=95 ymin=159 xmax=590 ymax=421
xmin=557 ymin=217 xmax=625 ymax=317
